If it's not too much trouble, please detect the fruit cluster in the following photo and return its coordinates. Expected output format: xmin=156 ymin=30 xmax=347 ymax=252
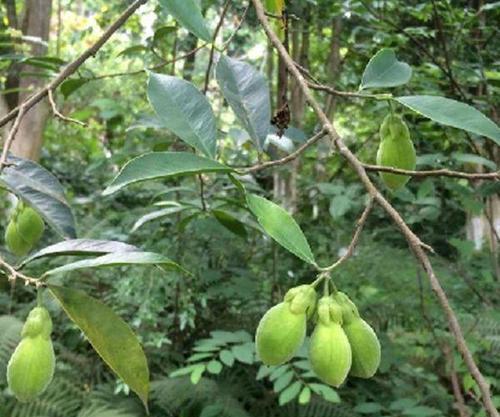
xmin=4 ymin=202 xmax=45 ymax=257
xmin=255 ymin=285 xmax=380 ymax=387
xmin=7 ymin=306 xmax=56 ymax=402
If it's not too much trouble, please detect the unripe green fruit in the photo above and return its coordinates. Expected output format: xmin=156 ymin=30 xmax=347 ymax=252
xmin=309 ymin=322 xmax=352 ymax=387
xmin=5 ymin=221 xmax=31 ymax=257
xmin=255 ymin=302 xmax=306 ymax=366
xmin=16 ymin=207 xmax=44 ymax=247
xmin=7 ymin=307 xmax=55 ymax=402
xmin=334 ymin=292 xmax=381 ymax=379
xmin=343 ymin=318 xmax=381 ymax=379
xmin=376 ymin=114 xmax=416 ymax=190
xmin=309 ymin=297 xmax=352 ymax=387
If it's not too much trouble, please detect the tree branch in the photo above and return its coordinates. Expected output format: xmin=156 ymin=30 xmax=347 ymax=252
xmin=363 ymin=163 xmax=500 ymax=181
xmin=243 ymin=129 xmax=327 ymax=173
xmin=0 ymin=0 xmax=148 ymax=130
xmin=318 ymin=197 xmax=374 ymax=273
xmin=251 ymin=1 xmax=498 ymax=416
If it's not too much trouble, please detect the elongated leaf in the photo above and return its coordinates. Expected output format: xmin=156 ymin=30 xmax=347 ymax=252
xmin=279 ymin=381 xmax=302 ymax=405
xmin=451 ymin=153 xmax=497 ymax=171
xmin=103 ymin=152 xmax=232 ymax=195
xmin=20 ymin=239 xmax=138 ymax=267
xmin=49 ymin=285 xmax=149 ymax=406
xmin=0 ymin=155 xmax=76 ymax=238
xmin=132 ymin=206 xmax=192 ymax=232
xmin=216 ymin=55 xmax=271 ymax=150
xmin=360 ymin=49 xmax=412 ymax=90
xmin=42 ymin=251 xmax=186 ymax=277
xmin=212 ymin=209 xmax=247 ymax=238
xmin=148 ymin=73 xmax=217 ymax=157
xmin=246 ymin=194 xmax=315 ymax=265
xmin=158 ymin=0 xmax=211 ymax=42
xmin=395 ymin=95 xmax=500 ymax=145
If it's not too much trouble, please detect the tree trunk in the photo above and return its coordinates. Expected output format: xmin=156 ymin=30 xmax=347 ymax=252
xmin=1 ymin=0 xmax=52 ymax=161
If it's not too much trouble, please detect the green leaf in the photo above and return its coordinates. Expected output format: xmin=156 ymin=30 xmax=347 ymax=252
xmin=169 ymin=364 xmax=200 ymax=377
xmin=402 ymin=406 xmax=441 ymax=416
xmin=20 ymin=239 xmax=138 ymax=267
xmin=298 ymin=386 xmax=311 ymax=405
xmin=279 ymin=381 xmax=302 ymax=406
xmin=190 ymin=364 xmax=205 ymax=384
xmin=360 ymin=49 xmax=412 ymax=90
xmin=246 ymin=194 xmax=315 ymax=265
xmin=158 ymin=0 xmax=211 ymax=42
xmin=309 ymin=383 xmax=340 ymax=403
xmin=256 ymin=365 xmax=275 ymax=380
xmin=148 ymin=73 xmax=217 ymax=157
xmin=42 ymin=251 xmax=186 ymax=278
xmin=103 ymin=152 xmax=232 ymax=195
xmin=132 ymin=206 xmax=193 ymax=232
xmin=60 ymin=78 xmax=88 ymax=98
xmin=329 ymin=195 xmax=351 ymax=219
xmin=395 ymin=95 xmax=500 ymax=145
xmin=231 ymin=342 xmax=254 ymax=364
xmin=187 ymin=352 xmax=213 ymax=362
xmin=216 ymin=55 xmax=271 ymax=150
xmin=1 ymin=155 xmax=76 ymax=238
xmin=206 ymin=360 xmax=223 ymax=375
xmin=273 ymin=370 xmax=294 ymax=393
xmin=212 ymin=209 xmax=247 ymax=238
xmin=354 ymin=402 xmax=383 ymax=414
xmin=451 ymin=153 xmax=497 ymax=171
xmin=219 ymin=350 xmax=235 ymax=367
xmin=49 ymin=285 xmax=149 ymax=406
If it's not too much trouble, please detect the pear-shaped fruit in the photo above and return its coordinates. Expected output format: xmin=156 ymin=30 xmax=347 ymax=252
xmin=343 ymin=318 xmax=381 ymax=378
xmin=334 ymin=292 xmax=381 ymax=379
xmin=256 ymin=285 xmax=316 ymax=366
xmin=16 ymin=206 xmax=44 ymax=247
xmin=7 ymin=307 xmax=55 ymax=402
xmin=5 ymin=221 xmax=31 ymax=257
xmin=376 ymin=114 xmax=416 ymax=190
xmin=309 ymin=297 xmax=352 ymax=387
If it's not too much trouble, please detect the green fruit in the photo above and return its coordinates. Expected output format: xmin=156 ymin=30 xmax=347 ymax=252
xmin=5 ymin=221 xmax=31 ymax=257
xmin=309 ymin=297 xmax=352 ymax=387
xmin=16 ymin=206 xmax=44 ymax=247
xmin=255 ymin=302 xmax=307 ymax=366
xmin=256 ymin=286 xmax=315 ymax=366
xmin=376 ymin=114 xmax=416 ymax=190
xmin=343 ymin=318 xmax=381 ymax=378
xmin=334 ymin=292 xmax=381 ymax=379
xmin=7 ymin=307 xmax=55 ymax=402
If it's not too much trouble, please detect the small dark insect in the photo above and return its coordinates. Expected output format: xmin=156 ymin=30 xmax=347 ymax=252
xmin=271 ymin=102 xmax=290 ymax=137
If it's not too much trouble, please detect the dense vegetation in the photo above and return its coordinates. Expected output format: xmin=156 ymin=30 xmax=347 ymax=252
xmin=0 ymin=1 xmax=499 ymax=416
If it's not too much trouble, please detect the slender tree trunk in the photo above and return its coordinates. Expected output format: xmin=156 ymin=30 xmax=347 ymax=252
xmin=2 ymin=0 xmax=52 ymax=161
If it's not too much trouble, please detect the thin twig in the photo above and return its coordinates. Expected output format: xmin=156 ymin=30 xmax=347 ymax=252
xmin=308 ymin=81 xmax=389 ymax=99
xmin=0 ymin=104 xmax=26 ymax=171
xmin=251 ymin=2 xmax=498 ymax=416
xmin=318 ymin=197 xmax=374 ymax=273
xmin=221 ymin=3 xmax=250 ymax=51
xmin=0 ymin=256 xmax=41 ymax=287
xmin=47 ymin=89 xmax=86 ymax=127
xmin=243 ymin=129 xmax=327 ymax=173
xmin=363 ymin=163 xmax=500 ymax=181
xmin=204 ymin=0 xmax=231 ymax=94
xmin=91 ymin=43 xmax=208 ymax=81
xmin=0 ymin=0 xmax=148 ymax=129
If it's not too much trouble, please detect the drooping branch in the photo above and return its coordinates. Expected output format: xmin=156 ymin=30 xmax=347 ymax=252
xmin=251 ymin=1 xmax=498 ymax=416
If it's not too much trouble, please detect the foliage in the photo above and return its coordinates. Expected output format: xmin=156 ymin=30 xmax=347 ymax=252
xmin=0 ymin=0 xmax=499 ymax=416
